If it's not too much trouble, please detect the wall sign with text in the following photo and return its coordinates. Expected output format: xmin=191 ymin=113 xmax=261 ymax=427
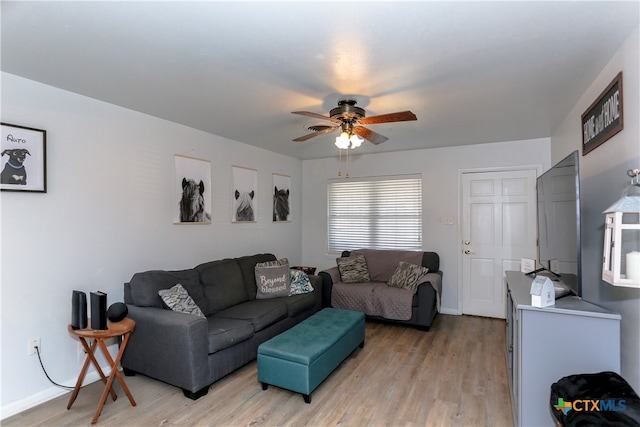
xmin=581 ymin=72 xmax=623 ymax=155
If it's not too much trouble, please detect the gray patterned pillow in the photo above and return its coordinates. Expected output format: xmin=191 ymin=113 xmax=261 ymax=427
xmin=336 ymin=255 xmax=371 ymax=283
xmin=158 ymin=284 xmax=205 ymax=317
xmin=387 ymin=261 xmax=430 ymax=292
xmin=256 ymin=257 xmax=289 ymax=267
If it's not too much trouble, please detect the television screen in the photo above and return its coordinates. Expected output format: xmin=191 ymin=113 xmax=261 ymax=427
xmin=535 ymin=150 xmax=581 ymax=297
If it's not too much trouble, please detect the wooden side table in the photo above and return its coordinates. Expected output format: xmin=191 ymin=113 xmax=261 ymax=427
xmin=67 ymin=317 xmax=137 ymax=424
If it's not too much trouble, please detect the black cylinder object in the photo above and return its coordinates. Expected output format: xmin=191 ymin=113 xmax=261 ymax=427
xmin=107 ymin=302 xmax=128 ymax=322
xmin=71 ymin=290 xmax=88 ymax=330
xmin=90 ymin=291 xmax=107 ymax=330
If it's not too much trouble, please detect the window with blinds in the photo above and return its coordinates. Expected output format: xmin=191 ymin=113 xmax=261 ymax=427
xmin=327 ymin=174 xmax=422 ymax=252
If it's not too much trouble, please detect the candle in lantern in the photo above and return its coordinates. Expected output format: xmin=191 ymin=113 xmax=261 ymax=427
xmin=626 ymin=251 xmax=640 ymax=281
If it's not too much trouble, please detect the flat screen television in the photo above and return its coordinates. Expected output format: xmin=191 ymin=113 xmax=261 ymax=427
xmin=531 ymin=150 xmax=582 ymax=297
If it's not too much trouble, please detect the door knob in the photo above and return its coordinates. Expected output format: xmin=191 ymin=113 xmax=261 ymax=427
xmin=464 ymin=240 xmax=471 ymax=245
xmin=464 ymin=250 xmax=475 ymax=255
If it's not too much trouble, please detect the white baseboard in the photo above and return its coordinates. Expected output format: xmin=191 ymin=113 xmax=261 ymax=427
xmin=439 ymin=307 xmax=460 ymax=315
xmin=1 ymin=368 xmax=111 ymax=420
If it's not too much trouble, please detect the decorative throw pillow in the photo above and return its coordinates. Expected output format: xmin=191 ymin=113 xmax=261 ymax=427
xmin=158 ymin=284 xmax=205 ymax=317
xmin=256 ymin=258 xmax=289 ymax=268
xmin=255 ymin=264 xmax=291 ymax=299
xmin=289 ymin=269 xmax=314 ymax=295
xmin=387 ymin=261 xmax=430 ymax=292
xmin=336 ymin=255 xmax=371 ymax=283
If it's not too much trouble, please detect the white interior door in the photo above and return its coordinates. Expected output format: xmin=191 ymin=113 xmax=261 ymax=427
xmin=461 ymin=169 xmax=537 ymax=318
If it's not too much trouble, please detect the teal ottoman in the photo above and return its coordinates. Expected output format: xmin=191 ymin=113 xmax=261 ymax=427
xmin=257 ymin=308 xmax=365 ymax=403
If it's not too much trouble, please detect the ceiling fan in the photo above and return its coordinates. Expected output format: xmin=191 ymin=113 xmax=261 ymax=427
xmin=292 ymin=99 xmax=417 ymax=146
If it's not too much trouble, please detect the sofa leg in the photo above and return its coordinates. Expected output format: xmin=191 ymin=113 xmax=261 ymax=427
xmin=416 ymin=325 xmax=430 ymax=332
xmin=303 ymin=393 xmax=311 ymax=404
xmin=123 ymin=367 xmax=136 ymax=376
xmin=359 ymin=340 xmax=365 ymax=349
xmin=183 ymin=386 xmax=209 ymax=400
xmin=262 ymin=382 xmax=268 ymax=390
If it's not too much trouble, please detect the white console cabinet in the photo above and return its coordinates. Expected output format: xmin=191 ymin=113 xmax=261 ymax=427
xmin=505 ymin=271 xmax=621 ymax=427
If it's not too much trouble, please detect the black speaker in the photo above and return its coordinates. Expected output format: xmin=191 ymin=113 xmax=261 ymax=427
xmin=71 ymin=290 xmax=87 ymax=330
xmin=107 ymin=302 xmax=128 ymax=322
xmin=90 ymin=291 xmax=107 ymax=330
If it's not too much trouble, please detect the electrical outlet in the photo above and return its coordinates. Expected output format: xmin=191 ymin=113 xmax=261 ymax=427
xmin=28 ymin=338 xmax=40 ymax=356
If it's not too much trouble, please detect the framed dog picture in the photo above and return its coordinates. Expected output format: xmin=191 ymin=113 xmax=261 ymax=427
xmin=1 ymin=123 xmax=46 ymax=192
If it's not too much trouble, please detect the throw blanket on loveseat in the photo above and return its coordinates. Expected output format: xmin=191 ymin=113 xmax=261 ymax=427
xmin=330 ymin=249 xmax=442 ymax=321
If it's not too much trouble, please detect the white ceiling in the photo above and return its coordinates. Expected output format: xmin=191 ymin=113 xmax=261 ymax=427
xmin=2 ymin=1 xmax=638 ymax=160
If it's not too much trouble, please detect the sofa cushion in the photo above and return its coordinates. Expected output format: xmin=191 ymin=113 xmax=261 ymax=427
xmin=255 ymin=264 xmax=291 ymax=299
xmin=127 ymin=269 xmax=208 ymax=313
xmin=195 ymin=259 xmax=249 ymax=315
xmin=158 ymin=284 xmax=205 ymax=317
xmin=337 ymin=255 xmax=371 ymax=283
xmin=236 ymin=253 xmax=278 ymax=300
xmin=212 ymin=299 xmax=287 ymax=332
xmin=351 ymin=249 xmax=423 ymax=282
xmin=282 ymin=292 xmax=317 ymax=317
xmin=206 ymin=317 xmax=255 ymax=353
xmin=387 ymin=261 xmax=430 ymax=292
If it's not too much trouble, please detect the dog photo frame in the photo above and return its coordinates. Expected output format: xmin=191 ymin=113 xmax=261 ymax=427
xmin=173 ymin=154 xmax=212 ymax=224
xmin=1 ymin=123 xmax=47 ymax=192
xmin=232 ymin=165 xmax=257 ymax=223
xmin=272 ymin=173 xmax=291 ymax=222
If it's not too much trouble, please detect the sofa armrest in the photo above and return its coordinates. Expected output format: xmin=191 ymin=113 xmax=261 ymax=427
xmin=121 ymin=305 xmax=210 ymax=393
xmin=318 ymin=266 xmax=341 ymax=307
xmin=414 ymin=271 xmax=442 ymax=323
xmin=303 ymin=274 xmax=323 ymax=313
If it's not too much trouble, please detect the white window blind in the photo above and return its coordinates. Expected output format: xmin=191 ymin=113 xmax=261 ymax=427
xmin=328 ymin=175 xmax=422 ymax=252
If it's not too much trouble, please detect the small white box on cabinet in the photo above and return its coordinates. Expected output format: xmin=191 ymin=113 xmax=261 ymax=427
xmin=530 ymin=276 xmax=555 ymax=308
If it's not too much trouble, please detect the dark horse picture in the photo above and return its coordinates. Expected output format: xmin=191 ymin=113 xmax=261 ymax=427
xmin=179 ymin=177 xmax=211 ymax=222
xmin=273 ymin=186 xmax=290 ymax=221
xmin=234 ymin=190 xmax=255 ymax=221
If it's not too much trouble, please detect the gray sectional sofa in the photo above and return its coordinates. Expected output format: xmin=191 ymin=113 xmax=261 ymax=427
xmin=121 ymin=253 xmax=322 ymax=399
xmin=319 ymin=249 xmax=442 ymax=331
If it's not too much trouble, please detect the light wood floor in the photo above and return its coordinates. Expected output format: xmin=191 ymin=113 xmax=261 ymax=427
xmin=4 ymin=314 xmax=514 ymax=427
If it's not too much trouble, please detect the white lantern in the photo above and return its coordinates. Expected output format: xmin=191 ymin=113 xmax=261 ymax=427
xmin=602 ymin=169 xmax=640 ymax=287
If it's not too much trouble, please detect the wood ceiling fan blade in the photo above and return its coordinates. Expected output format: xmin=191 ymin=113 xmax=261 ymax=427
xmin=357 ymin=111 xmax=417 ymax=125
xmin=292 ymin=125 xmax=339 ymax=142
xmin=292 ymin=111 xmax=342 ymax=124
xmin=353 ymin=126 xmax=389 ymax=145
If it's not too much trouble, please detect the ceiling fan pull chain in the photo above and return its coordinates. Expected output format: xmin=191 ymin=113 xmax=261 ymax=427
xmin=346 ymin=147 xmax=350 ymax=178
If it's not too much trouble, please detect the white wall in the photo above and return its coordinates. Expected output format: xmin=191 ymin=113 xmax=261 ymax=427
xmin=301 ymin=139 xmax=551 ymax=314
xmin=551 ymin=25 xmax=640 ymax=391
xmin=0 ymin=73 xmax=303 ymax=416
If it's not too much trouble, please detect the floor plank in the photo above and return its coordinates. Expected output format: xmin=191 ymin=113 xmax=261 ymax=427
xmin=3 ymin=314 xmax=514 ymax=427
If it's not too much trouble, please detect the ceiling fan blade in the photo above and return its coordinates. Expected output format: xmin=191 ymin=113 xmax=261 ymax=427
xmin=357 ymin=111 xmax=417 ymax=125
xmin=292 ymin=125 xmax=339 ymax=142
xmin=292 ymin=111 xmax=342 ymax=124
xmin=353 ymin=126 xmax=389 ymax=145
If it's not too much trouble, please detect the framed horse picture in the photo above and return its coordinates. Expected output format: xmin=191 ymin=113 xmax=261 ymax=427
xmin=272 ymin=173 xmax=291 ymax=222
xmin=1 ymin=122 xmax=47 ymax=192
xmin=173 ymin=154 xmax=212 ymax=224
xmin=232 ymin=165 xmax=257 ymax=222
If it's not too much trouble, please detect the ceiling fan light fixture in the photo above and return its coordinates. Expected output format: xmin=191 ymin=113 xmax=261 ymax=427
xmin=335 ymin=131 xmax=351 ymax=149
xmin=349 ymin=133 xmax=363 ymax=148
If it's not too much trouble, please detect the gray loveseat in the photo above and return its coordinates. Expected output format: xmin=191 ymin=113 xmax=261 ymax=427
xmin=121 ymin=253 xmax=322 ymax=399
xmin=319 ymin=249 xmax=442 ymax=331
